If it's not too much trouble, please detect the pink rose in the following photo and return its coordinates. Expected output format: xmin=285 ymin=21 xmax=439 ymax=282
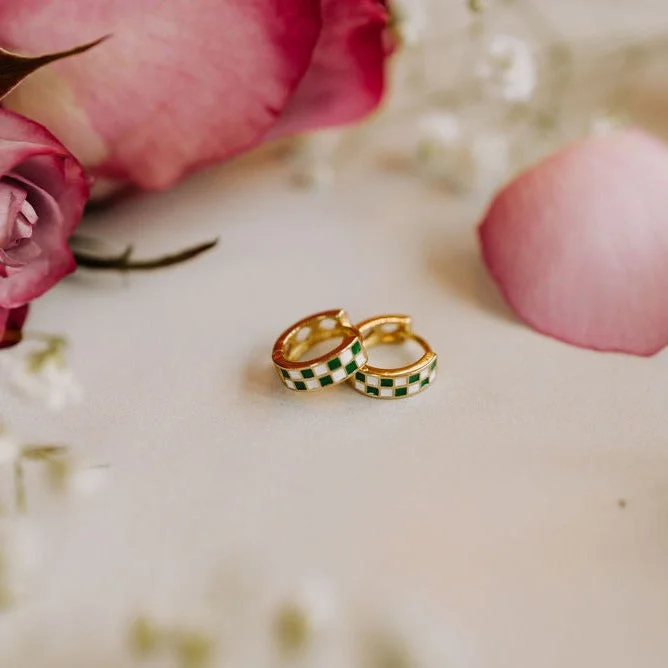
xmin=0 ymin=109 xmax=88 ymax=346
xmin=0 ymin=0 xmax=390 ymax=196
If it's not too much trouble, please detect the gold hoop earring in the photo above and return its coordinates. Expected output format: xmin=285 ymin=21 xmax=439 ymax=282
xmin=351 ymin=315 xmax=437 ymax=399
xmin=272 ymin=309 xmax=367 ymax=391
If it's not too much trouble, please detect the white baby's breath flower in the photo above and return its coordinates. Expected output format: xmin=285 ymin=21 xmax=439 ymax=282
xmin=1 ymin=356 xmax=83 ymax=411
xmin=468 ymin=0 xmax=488 ymax=12
xmin=588 ymin=112 xmax=625 ymax=137
xmin=0 ymin=428 xmax=19 ymax=464
xmin=417 ymin=112 xmax=462 ymax=149
xmin=292 ymin=580 xmax=338 ymax=634
xmin=274 ymin=580 xmax=339 ymax=656
xmin=360 ymin=597 xmax=464 ymax=668
xmin=291 ymin=130 xmax=343 ymax=190
xmin=390 ymin=0 xmax=428 ymax=47
xmin=415 ymin=112 xmax=510 ymax=194
xmin=69 ymin=465 xmax=110 ymax=497
xmin=470 ymin=132 xmax=511 ymax=193
xmin=477 ymin=34 xmax=537 ymax=103
xmin=415 ymin=111 xmax=466 ymax=188
xmin=302 ymin=163 xmax=336 ymax=191
xmin=0 ymin=518 xmax=41 ymax=604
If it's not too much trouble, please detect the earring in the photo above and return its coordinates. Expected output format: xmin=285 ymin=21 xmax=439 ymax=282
xmin=350 ymin=315 xmax=437 ymax=399
xmin=272 ymin=309 xmax=367 ymax=391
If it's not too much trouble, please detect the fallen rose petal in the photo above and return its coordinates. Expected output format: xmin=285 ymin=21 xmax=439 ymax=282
xmin=268 ymin=0 xmax=390 ymax=139
xmin=0 ymin=1 xmax=323 ymax=189
xmin=0 ymin=1 xmax=390 ymax=193
xmin=479 ymin=129 xmax=668 ymax=356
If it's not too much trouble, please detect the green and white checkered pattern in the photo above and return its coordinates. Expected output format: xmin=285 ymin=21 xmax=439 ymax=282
xmin=351 ymin=357 xmax=437 ymax=398
xmin=276 ymin=339 xmax=367 ymax=391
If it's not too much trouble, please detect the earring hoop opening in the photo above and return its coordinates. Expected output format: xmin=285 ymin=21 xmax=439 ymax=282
xmin=351 ymin=315 xmax=437 ymax=399
xmin=272 ymin=309 xmax=367 ymax=391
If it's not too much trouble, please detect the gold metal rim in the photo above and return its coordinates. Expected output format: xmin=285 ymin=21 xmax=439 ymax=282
xmin=272 ymin=309 xmax=368 ymax=391
xmin=351 ymin=314 xmax=437 ymax=399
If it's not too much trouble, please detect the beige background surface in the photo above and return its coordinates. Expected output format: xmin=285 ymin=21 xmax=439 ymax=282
xmin=1 ymin=1 xmax=668 ymax=666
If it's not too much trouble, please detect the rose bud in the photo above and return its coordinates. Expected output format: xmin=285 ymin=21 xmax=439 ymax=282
xmin=0 ymin=109 xmax=88 ymax=345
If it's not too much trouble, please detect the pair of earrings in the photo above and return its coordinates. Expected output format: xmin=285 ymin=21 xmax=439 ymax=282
xmin=272 ymin=309 xmax=437 ymax=400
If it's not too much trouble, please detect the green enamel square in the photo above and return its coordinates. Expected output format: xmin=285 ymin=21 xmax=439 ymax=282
xmin=395 ymin=387 xmax=407 ymax=397
xmin=409 ymin=373 xmax=420 ymax=384
xmin=380 ymin=378 xmax=393 ymax=387
xmin=420 ymin=377 xmax=430 ymax=388
xmin=319 ymin=375 xmax=333 ymax=387
xmin=327 ymin=357 xmax=342 ymax=371
xmin=355 ymin=371 xmax=366 ymax=382
xmin=301 ymin=368 xmax=315 ymax=379
xmin=294 ymin=381 xmax=307 ymax=391
xmin=366 ymin=386 xmax=379 ymax=396
xmin=430 ymin=359 xmax=437 ymax=371
xmin=352 ymin=340 xmax=362 ymax=355
xmin=281 ymin=369 xmax=290 ymax=379
xmin=345 ymin=360 xmax=357 ymax=374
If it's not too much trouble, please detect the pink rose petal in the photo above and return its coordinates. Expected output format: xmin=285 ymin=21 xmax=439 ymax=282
xmin=0 ymin=182 xmax=28 ymax=247
xmin=479 ymin=129 xmax=668 ymax=356
xmin=268 ymin=0 xmax=390 ymax=138
xmin=0 ymin=1 xmax=325 ymax=190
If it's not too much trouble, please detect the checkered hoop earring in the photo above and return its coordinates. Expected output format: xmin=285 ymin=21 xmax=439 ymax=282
xmin=272 ymin=309 xmax=368 ymax=392
xmin=350 ymin=315 xmax=437 ymax=399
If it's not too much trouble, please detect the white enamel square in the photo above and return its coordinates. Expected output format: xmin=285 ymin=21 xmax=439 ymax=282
xmin=380 ymin=388 xmax=393 ymax=398
xmin=354 ymin=351 xmax=367 ymax=367
xmin=305 ymin=379 xmax=320 ymax=390
xmin=288 ymin=369 xmax=302 ymax=380
xmin=429 ymin=370 xmax=436 ymax=383
xmin=339 ymin=348 xmax=353 ymax=365
xmin=331 ymin=368 xmax=346 ymax=383
xmin=285 ymin=380 xmax=297 ymax=389
xmin=408 ymin=383 xmax=420 ymax=394
xmin=354 ymin=380 xmax=365 ymax=392
xmin=367 ymin=375 xmax=379 ymax=387
xmin=314 ymin=363 xmax=328 ymax=377
xmin=420 ymin=367 xmax=430 ymax=380
xmin=394 ymin=376 xmax=407 ymax=387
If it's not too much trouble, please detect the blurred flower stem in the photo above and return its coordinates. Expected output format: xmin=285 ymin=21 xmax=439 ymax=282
xmin=14 ymin=445 xmax=69 ymax=513
xmin=71 ymin=237 xmax=219 ymax=272
xmin=13 ymin=457 xmax=26 ymax=513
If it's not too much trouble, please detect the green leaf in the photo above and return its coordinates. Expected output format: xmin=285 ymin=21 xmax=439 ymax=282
xmin=0 ymin=36 xmax=108 ymax=100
